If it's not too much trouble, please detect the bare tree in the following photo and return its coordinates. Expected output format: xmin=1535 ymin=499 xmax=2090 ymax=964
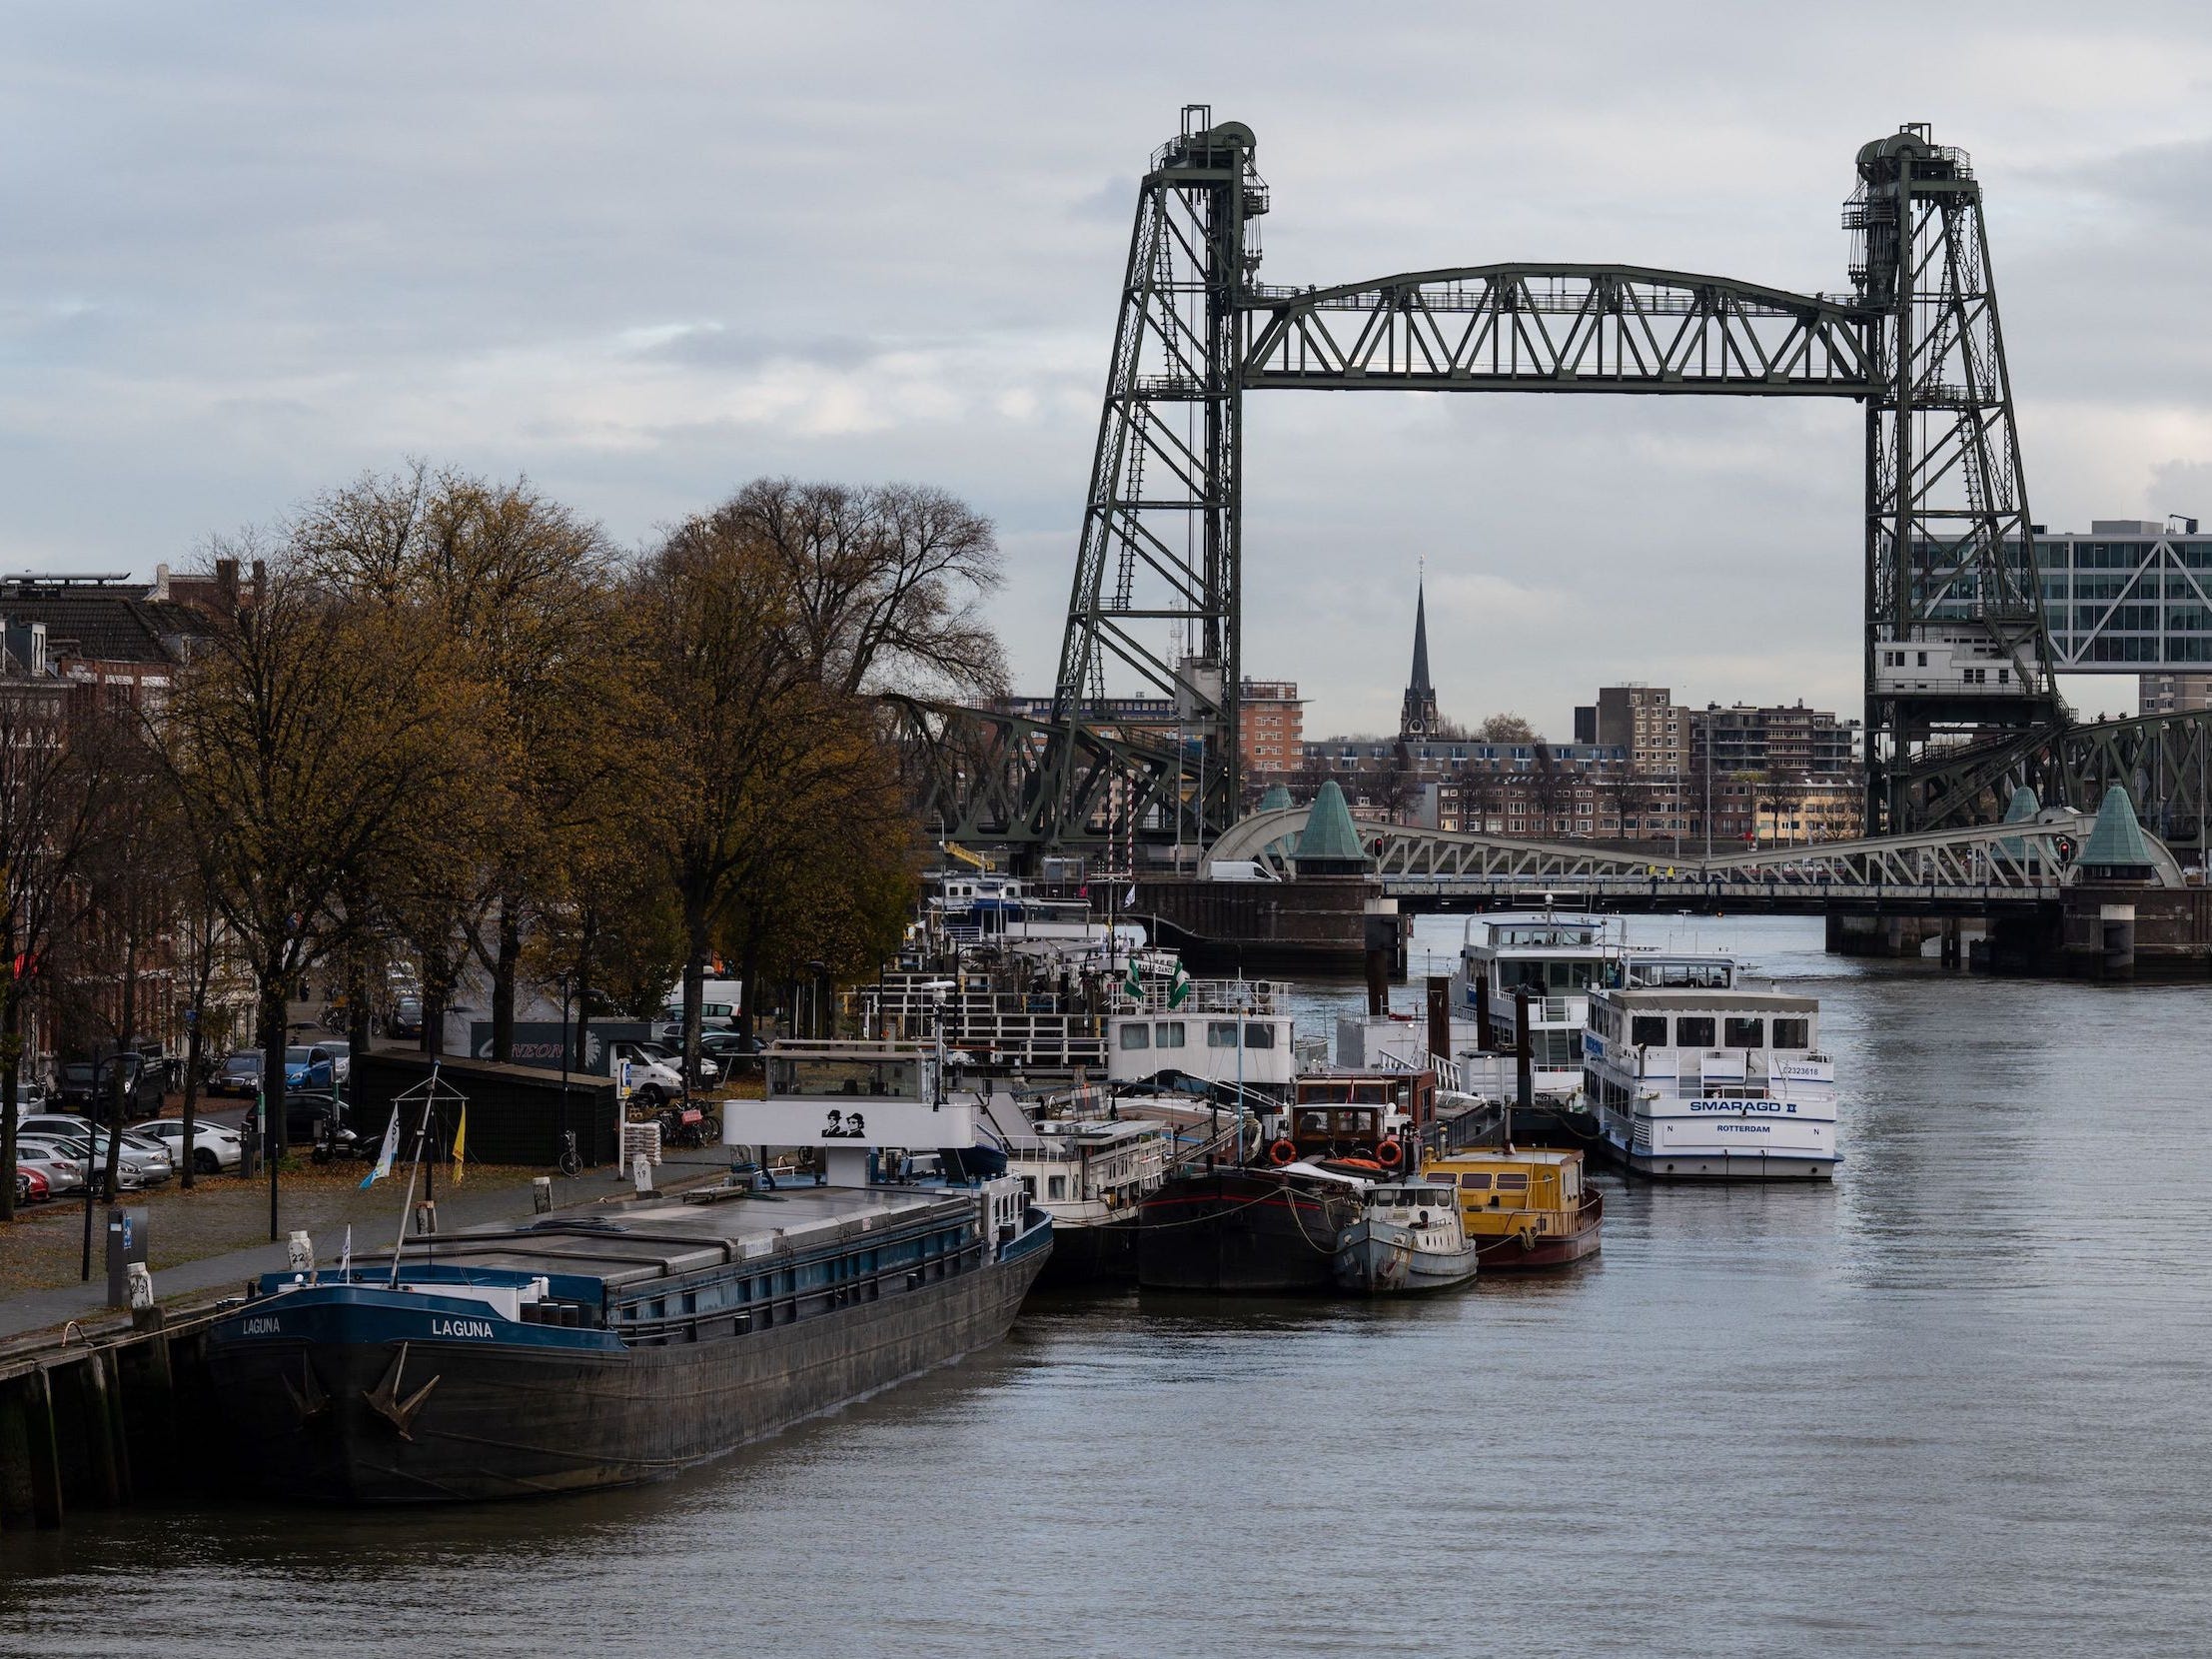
xmin=1477 ymin=713 xmax=1538 ymax=743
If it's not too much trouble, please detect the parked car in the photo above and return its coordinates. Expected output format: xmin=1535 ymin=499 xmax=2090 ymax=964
xmin=17 ymin=1131 xmax=166 ymax=1189
xmin=276 ymin=1089 xmax=351 ymax=1146
xmin=638 ymin=1038 xmax=719 ymax=1088
xmin=16 ymin=1112 xmax=98 ymax=1142
xmin=10 ymin=1144 xmax=79 ymax=1195
xmin=8 ymin=1081 xmax=50 ymax=1115
xmin=283 ymin=1045 xmax=337 ymax=1091
xmin=319 ymin=1038 xmax=353 ymax=1086
xmin=129 ymin=1116 xmax=245 ymax=1175
xmin=658 ymin=1001 xmax=738 ymax=1034
xmin=212 ymin=1051 xmax=264 ymax=1098
xmin=388 ymin=995 xmax=425 ymax=1040
xmin=56 ymin=1056 xmax=164 ymax=1118
xmin=13 ymin=1166 xmax=50 ymax=1204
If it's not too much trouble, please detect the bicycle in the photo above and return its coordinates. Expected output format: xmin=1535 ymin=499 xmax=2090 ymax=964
xmin=556 ymin=1129 xmax=582 ymax=1179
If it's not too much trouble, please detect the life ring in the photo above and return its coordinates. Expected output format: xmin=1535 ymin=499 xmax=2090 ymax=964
xmin=1266 ymin=1138 xmax=1297 ymax=1166
xmin=1376 ymin=1138 xmax=1405 ymax=1170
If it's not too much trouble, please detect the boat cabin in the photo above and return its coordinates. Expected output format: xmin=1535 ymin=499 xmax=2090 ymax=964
xmin=1108 ymin=978 xmax=1296 ymax=1094
xmin=1260 ymin=1070 xmax=1430 ymax=1166
xmin=1424 ymin=1148 xmax=1584 ymax=1219
xmin=734 ymin=1041 xmax=982 ymax=1186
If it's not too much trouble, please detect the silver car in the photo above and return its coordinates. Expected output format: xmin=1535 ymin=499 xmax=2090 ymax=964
xmin=20 ymin=1131 xmax=169 ymax=1189
xmin=9 ymin=1139 xmax=88 ymax=1195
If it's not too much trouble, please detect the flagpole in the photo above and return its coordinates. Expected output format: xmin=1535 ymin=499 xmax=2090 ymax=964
xmin=387 ymin=1061 xmax=443 ymax=1289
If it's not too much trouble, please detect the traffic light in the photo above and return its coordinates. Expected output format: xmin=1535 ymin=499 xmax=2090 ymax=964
xmin=2055 ymin=834 xmax=2078 ymax=862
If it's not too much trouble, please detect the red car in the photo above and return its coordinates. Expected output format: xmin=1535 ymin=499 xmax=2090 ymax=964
xmin=13 ymin=1166 xmax=51 ymax=1204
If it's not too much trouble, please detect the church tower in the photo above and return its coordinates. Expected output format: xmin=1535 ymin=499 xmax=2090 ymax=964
xmin=1399 ymin=576 xmax=1439 ymax=739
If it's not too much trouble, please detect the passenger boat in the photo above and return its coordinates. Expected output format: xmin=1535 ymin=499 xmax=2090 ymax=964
xmin=1448 ymin=912 xmax=1734 ymax=1139
xmin=1422 ymin=1146 xmax=1603 ymax=1268
xmin=1107 ymin=975 xmax=1296 ymax=1102
xmin=207 ymin=1043 xmax=1051 ymax=1504
xmin=1000 ymin=1109 xmax=1171 ymax=1287
xmin=1583 ymin=975 xmax=1838 ymax=1180
xmin=1332 ymin=1180 xmax=1480 ymax=1294
xmin=1134 ymin=1069 xmax=1431 ymax=1293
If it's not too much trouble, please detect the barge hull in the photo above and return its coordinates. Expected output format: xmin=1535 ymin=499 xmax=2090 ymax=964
xmin=1136 ymin=1172 xmax=1354 ymax=1293
xmin=209 ymin=1248 xmax=1048 ymax=1504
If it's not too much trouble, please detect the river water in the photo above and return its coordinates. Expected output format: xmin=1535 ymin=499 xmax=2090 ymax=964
xmin=5 ymin=914 xmax=2210 ymax=1657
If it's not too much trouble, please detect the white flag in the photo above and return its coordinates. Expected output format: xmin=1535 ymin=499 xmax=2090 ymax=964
xmin=1124 ymin=883 xmax=1137 ymax=907
xmin=359 ymin=1110 xmax=400 ymax=1188
xmin=338 ymin=1225 xmax=353 ymax=1280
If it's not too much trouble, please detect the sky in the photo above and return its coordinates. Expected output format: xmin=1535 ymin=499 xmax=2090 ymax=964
xmin=3 ymin=1 xmax=2209 ymax=738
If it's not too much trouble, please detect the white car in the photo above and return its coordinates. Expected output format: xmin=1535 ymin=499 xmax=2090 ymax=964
xmin=130 ymin=1117 xmax=245 ymax=1175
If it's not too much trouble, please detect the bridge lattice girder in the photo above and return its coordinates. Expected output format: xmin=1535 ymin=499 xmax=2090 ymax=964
xmin=1208 ymin=804 xmax=2176 ymax=891
xmin=1240 ymin=265 xmax=1876 ymax=394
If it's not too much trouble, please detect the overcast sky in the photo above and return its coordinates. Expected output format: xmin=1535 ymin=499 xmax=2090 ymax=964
xmin=4 ymin=2 xmax=2208 ymax=736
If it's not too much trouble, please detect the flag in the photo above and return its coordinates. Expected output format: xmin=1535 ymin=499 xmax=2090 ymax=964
xmin=1121 ymin=957 xmax=1143 ymax=1000
xmin=338 ymin=1225 xmax=353 ymax=1280
xmin=452 ymin=1105 xmax=468 ymax=1186
xmin=358 ymin=1109 xmax=401 ymax=1188
xmin=1167 ymin=960 xmax=1191 ymax=1009
xmin=1124 ymin=883 xmax=1137 ymax=908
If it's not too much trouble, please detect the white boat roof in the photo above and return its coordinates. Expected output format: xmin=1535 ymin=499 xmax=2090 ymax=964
xmin=1602 ymin=987 xmax=1818 ymax=1013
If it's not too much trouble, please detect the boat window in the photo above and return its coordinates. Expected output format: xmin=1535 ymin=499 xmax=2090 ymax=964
xmin=767 ymin=1056 xmax=923 ymax=1098
xmin=1047 ymin=1176 xmax=1066 ymax=1199
xmin=1631 ymin=1015 xmax=1668 ymax=1047
xmin=1771 ymin=1017 xmax=1810 ymax=1048
xmin=1119 ymin=1024 xmax=1150 ymax=1051
xmin=1723 ymin=1017 xmax=1764 ymax=1049
xmin=1243 ymin=1022 xmax=1276 ymax=1048
xmin=1155 ymin=1021 xmax=1186 ymax=1048
xmin=1208 ymin=1021 xmax=1238 ymax=1048
xmin=1495 ymin=1173 xmax=1530 ymax=1190
xmin=1458 ymin=1173 xmax=1492 ymax=1190
xmin=1674 ymin=1016 xmax=1716 ymax=1047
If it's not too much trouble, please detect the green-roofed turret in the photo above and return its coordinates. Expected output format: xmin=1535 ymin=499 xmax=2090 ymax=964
xmin=2080 ymin=786 xmax=2156 ymax=880
xmin=1294 ymin=780 xmax=1371 ymax=875
xmin=1257 ymin=784 xmax=1292 ymax=814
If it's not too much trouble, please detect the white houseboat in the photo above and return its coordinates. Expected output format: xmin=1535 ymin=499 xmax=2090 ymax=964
xmin=1108 ymin=977 xmax=1297 ymax=1101
xmin=1583 ymin=975 xmax=1838 ymax=1180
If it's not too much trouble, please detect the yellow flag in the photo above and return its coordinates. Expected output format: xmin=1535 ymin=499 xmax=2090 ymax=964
xmin=451 ymin=1105 xmax=467 ymax=1186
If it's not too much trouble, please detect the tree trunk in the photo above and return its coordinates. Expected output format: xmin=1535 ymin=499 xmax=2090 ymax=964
xmin=681 ymin=887 xmax=708 ymax=1102
xmin=738 ymin=935 xmax=761 ymax=1054
xmin=180 ymin=1018 xmax=204 ymax=1190
xmin=492 ymin=901 xmax=520 ymax=1064
xmin=0 ymin=983 xmax=20 ymax=1225
xmin=260 ymin=976 xmax=289 ymax=1237
xmin=423 ymin=981 xmax=447 ymax=1058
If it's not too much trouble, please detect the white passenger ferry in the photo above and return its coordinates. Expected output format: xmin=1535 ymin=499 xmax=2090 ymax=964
xmin=1583 ymin=970 xmax=1838 ymax=1181
xmin=1448 ymin=913 xmax=1734 ymax=1103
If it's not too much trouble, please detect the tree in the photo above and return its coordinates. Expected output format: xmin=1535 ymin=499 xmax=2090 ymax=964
xmin=1477 ymin=714 xmax=1537 ymax=743
xmin=0 ymin=680 xmax=110 ymax=1223
xmin=1526 ymin=742 xmax=1573 ymax=836
xmin=155 ymin=538 xmax=489 ymax=1237
xmin=295 ymin=463 xmax=635 ymax=1061
xmin=712 ymin=478 xmax=1007 ymax=699
xmin=637 ymin=498 xmax=935 ymax=1079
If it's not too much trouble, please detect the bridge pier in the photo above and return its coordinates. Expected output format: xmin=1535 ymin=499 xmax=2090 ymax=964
xmin=1825 ymin=912 xmax=1952 ymax=959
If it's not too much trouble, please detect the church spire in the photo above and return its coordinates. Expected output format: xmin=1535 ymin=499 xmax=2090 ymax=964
xmin=1400 ymin=565 xmax=1439 ymax=738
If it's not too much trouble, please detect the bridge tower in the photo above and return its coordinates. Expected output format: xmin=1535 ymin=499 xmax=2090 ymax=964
xmin=1048 ymin=105 xmax=1262 ymax=844
xmin=1847 ymin=126 xmax=2062 ymax=830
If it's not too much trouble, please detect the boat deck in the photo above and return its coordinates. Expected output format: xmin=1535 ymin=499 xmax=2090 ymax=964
xmin=348 ymin=1186 xmax=979 ymax=1292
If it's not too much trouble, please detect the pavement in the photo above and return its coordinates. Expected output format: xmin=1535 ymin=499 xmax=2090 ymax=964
xmin=0 ymin=1150 xmax=738 ymax=1345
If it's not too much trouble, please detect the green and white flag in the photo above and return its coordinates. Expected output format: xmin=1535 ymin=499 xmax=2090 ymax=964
xmin=1167 ymin=961 xmax=1191 ymax=1008
xmin=1122 ymin=957 xmax=1144 ymax=1000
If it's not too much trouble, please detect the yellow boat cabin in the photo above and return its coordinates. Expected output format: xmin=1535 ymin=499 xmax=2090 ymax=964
xmin=1419 ymin=1146 xmax=1603 ymax=1268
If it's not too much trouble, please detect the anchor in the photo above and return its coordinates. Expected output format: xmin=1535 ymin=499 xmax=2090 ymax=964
xmin=363 ymin=1342 xmax=441 ymax=1440
xmin=281 ymin=1355 xmax=330 ymax=1423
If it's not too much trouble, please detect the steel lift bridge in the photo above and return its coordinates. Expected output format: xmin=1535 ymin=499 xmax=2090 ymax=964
xmin=889 ymin=107 xmax=2204 ymax=856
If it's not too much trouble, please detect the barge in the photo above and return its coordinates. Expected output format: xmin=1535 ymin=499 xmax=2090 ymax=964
xmin=209 ymin=1042 xmax=1051 ymax=1504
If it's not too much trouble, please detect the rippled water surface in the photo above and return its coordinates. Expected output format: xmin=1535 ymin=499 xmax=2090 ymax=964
xmin=5 ymin=915 xmax=2210 ymax=1657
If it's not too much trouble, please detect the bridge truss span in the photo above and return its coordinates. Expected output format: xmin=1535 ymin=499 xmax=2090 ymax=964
xmin=1241 ymin=265 xmax=1877 ymax=394
xmin=1207 ymin=804 xmax=2173 ymax=897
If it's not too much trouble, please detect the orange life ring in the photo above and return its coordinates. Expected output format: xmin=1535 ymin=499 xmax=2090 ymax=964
xmin=1376 ymin=1138 xmax=1405 ymax=1170
xmin=1266 ymin=1139 xmax=1297 ymax=1166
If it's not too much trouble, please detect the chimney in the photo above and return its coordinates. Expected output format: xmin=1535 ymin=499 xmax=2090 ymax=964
xmin=215 ymin=558 xmax=240 ymax=610
xmin=250 ymin=559 xmax=267 ymax=603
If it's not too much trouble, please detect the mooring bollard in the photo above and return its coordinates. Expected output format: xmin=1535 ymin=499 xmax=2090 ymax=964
xmin=286 ymin=1229 xmax=315 ymax=1278
xmin=126 ymin=1263 xmax=155 ymax=1319
xmin=631 ymin=1153 xmax=654 ymax=1195
xmin=413 ymin=1200 xmax=438 ymax=1235
xmin=533 ymin=1176 xmax=553 ymax=1214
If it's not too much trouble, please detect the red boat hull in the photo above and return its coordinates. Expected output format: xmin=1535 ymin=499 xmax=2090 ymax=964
xmin=1471 ymin=1189 xmax=1603 ymax=1271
